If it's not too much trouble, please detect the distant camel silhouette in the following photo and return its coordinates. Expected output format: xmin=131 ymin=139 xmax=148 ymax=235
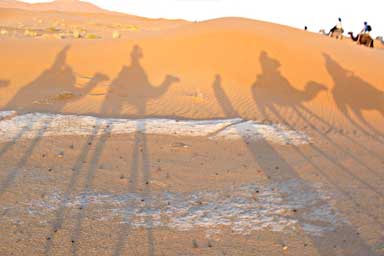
xmin=329 ymin=28 xmax=344 ymax=39
xmin=5 ymin=45 xmax=108 ymax=112
xmin=0 ymin=80 xmax=9 ymax=88
xmin=102 ymin=45 xmax=180 ymax=115
xmin=323 ymin=53 xmax=384 ymax=136
xmin=348 ymin=32 xmax=374 ymax=47
xmin=252 ymin=51 xmax=327 ymax=118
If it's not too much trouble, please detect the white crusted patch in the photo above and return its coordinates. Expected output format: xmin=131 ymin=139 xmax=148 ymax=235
xmin=0 ymin=111 xmax=310 ymax=145
xmin=0 ymin=111 xmax=17 ymax=120
xmin=1 ymin=180 xmax=342 ymax=237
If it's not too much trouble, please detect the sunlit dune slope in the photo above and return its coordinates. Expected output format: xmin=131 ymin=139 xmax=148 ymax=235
xmin=0 ymin=17 xmax=383 ymax=134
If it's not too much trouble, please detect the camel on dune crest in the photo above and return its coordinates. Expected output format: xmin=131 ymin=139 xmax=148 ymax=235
xmin=252 ymin=51 xmax=327 ymax=117
xmin=348 ymin=32 xmax=374 ymax=48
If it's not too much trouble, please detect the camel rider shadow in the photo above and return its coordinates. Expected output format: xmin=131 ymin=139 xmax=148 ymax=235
xmin=101 ymin=44 xmax=180 ymax=116
xmin=5 ymin=45 xmax=108 ymax=113
xmin=99 ymin=45 xmax=180 ymax=256
xmin=323 ymin=53 xmax=384 ymax=138
xmin=252 ymin=51 xmax=327 ymax=120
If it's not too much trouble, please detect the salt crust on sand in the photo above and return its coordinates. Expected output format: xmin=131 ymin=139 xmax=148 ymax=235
xmin=0 ymin=111 xmax=310 ymax=145
xmin=1 ymin=179 xmax=341 ymax=237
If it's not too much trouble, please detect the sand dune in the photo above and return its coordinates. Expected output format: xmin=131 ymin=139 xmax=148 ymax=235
xmin=0 ymin=0 xmax=108 ymax=13
xmin=0 ymin=5 xmax=384 ymax=256
xmin=0 ymin=16 xmax=383 ymax=136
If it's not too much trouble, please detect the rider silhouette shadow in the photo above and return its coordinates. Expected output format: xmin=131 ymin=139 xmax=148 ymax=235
xmin=252 ymin=51 xmax=327 ymax=120
xmin=101 ymin=45 xmax=180 ymax=116
xmin=323 ymin=53 xmax=384 ymax=137
xmin=5 ymin=45 xmax=108 ymax=113
xmin=99 ymin=45 xmax=180 ymax=256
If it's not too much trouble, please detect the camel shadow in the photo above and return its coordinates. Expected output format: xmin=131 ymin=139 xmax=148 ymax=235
xmin=0 ymin=46 xmax=109 ymax=200
xmin=68 ymin=45 xmax=179 ymax=256
xmin=323 ymin=53 xmax=384 ymax=138
xmin=252 ymin=51 xmax=327 ymax=119
xmin=251 ymin=51 xmax=384 ymax=184
xmin=5 ymin=45 xmax=108 ymax=113
xmin=102 ymin=44 xmax=180 ymax=116
xmin=213 ymin=74 xmax=379 ymax=256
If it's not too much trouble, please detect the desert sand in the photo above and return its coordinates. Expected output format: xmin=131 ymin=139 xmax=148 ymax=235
xmin=0 ymin=1 xmax=383 ymax=256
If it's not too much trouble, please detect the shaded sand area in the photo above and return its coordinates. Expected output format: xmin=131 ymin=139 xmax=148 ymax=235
xmin=0 ymin=3 xmax=384 ymax=256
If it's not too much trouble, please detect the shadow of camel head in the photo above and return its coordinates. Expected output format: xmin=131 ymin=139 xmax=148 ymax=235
xmin=0 ymin=80 xmax=9 ymax=88
xmin=306 ymin=81 xmax=328 ymax=93
xmin=164 ymin=74 xmax=180 ymax=84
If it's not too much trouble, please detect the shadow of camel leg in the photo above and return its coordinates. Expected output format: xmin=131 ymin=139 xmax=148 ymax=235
xmin=291 ymin=106 xmax=384 ymax=180
xmin=343 ymin=109 xmax=384 ymax=144
xmin=297 ymin=105 xmax=383 ymax=161
xmin=352 ymin=108 xmax=384 ymax=140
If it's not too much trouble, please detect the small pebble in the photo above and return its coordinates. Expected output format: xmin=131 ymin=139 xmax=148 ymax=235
xmin=192 ymin=239 xmax=198 ymax=248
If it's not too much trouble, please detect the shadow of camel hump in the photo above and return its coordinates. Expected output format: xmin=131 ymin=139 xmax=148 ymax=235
xmin=323 ymin=53 xmax=384 ymax=136
xmin=252 ymin=51 xmax=327 ymax=118
xmin=68 ymin=45 xmax=180 ymax=256
xmin=102 ymin=44 xmax=180 ymax=116
xmin=212 ymin=74 xmax=379 ymax=256
xmin=4 ymin=45 xmax=108 ymax=113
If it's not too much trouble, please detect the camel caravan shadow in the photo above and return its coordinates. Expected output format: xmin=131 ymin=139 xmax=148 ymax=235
xmin=323 ymin=53 xmax=384 ymax=139
xmin=212 ymin=73 xmax=379 ymax=256
xmin=5 ymin=45 xmax=109 ymax=113
xmin=251 ymin=51 xmax=384 ymax=180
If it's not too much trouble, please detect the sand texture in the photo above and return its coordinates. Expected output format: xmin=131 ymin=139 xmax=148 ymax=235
xmin=0 ymin=2 xmax=383 ymax=256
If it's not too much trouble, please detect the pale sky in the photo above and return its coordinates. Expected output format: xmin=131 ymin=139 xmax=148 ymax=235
xmin=24 ymin=0 xmax=384 ymax=37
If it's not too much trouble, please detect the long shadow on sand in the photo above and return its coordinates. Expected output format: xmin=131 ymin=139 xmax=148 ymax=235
xmin=0 ymin=46 xmax=108 ymax=200
xmin=251 ymin=52 xmax=384 ymax=222
xmin=252 ymin=51 xmax=384 ymax=187
xmin=62 ymin=45 xmax=179 ymax=256
xmin=323 ymin=53 xmax=384 ymax=141
xmin=213 ymin=73 xmax=380 ymax=255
